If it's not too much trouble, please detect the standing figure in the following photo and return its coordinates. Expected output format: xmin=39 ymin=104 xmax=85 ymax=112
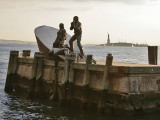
xmin=53 ymin=23 xmax=66 ymax=48
xmin=69 ymin=16 xmax=84 ymax=55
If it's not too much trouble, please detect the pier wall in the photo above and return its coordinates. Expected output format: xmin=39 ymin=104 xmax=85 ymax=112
xmin=5 ymin=51 xmax=160 ymax=112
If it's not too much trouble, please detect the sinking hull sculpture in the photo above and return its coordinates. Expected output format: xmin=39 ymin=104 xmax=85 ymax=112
xmin=4 ymin=26 xmax=160 ymax=113
xmin=34 ymin=25 xmax=81 ymax=59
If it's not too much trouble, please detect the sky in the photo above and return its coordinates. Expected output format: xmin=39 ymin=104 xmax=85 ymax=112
xmin=0 ymin=0 xmax=160 ymax=45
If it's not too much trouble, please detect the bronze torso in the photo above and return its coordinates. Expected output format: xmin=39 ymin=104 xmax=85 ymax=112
xmin=71 ymin=21 xmax=82 ymax=36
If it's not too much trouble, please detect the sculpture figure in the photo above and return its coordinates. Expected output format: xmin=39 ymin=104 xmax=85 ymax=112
xmin=53 ymin=23 xmax=66 ymax=48
xmin=69 ymin=16 xmax=84 ymax=55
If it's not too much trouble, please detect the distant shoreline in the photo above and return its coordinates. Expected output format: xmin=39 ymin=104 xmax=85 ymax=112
xmin=0 ymin=39 xmax=36 ymax=45
xmin=0 ymin=39 xmax=156 ymax=47
xmin=96 ymin=42 xmax=148 ymax=47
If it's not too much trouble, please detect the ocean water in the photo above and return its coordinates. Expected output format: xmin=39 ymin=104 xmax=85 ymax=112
xmin=0 ymin=44 xmax=160 ymax=120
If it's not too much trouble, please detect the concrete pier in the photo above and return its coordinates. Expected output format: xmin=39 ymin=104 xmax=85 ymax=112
xmin=81 ymin=55 xmax=92 ymax=109
xmin=4 ymin=50 xmax=160 ymax=113
xmin=5 ymin=51 xmax=19 ymax=92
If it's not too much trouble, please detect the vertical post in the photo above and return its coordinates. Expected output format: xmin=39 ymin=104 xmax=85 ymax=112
xmin=148 ymin=46 xmax=158 ymax=65
xmin=49 ymin=48 xmax=69 ymax=100
xmin=34 ymin=52 xmax=44 ymax=98
xmin=81 ymin=55 xmax=92 ymax=109
xmin=22 ymin=50 xmax=31 ymax=57
xmin=66 ymin=54 xmax=77 ymax=105
xmin=62 ymin=54 xmax=71 ymax=84
xmin=28 ymin=52 xmax=39 ymax=98
xmin=50 ymin=60 xmax=59 ymax=100
xmin=98 ymin=54 xmax=113 ymax=113
xmin=12 ymin=51 xmax=19 ymax=91
xmin=59 ymin=54 xmax=71 ymax=106
xmin=5 ymin=51 xmax=19 ymax=92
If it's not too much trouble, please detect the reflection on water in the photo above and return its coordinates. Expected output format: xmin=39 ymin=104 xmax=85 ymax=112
xmin=1 ymin=44 xmax=160 ymax=119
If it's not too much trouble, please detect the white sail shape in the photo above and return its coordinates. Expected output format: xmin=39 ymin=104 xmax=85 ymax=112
xmin=35 ymin=25 xmax=80 ymax=53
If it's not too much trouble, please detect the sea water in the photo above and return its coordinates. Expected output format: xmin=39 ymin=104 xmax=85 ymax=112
xmin=0 ymin=44 xmax=160 ymax=120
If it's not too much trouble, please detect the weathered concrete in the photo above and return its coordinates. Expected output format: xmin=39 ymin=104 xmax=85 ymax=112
xmin=98 ymin=54 xmax=113 ymax=113
xmin=4 ymin=51 xmax=160 ymax=113
xmin=81 ymin=55 xmax=92 ymax=109
xmin=5 ymin=51 xmax=19 ymax=92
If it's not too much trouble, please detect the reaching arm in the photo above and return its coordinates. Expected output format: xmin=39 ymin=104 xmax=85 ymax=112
xmin=70 ymin=22 xmax=74 ymax=30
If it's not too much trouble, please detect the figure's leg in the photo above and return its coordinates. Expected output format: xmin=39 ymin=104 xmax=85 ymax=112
xmin=59 ymin=39 xmax=64 ymax=48
xmin=61 ymin=39 xmax=65 ymax=48
xmin=69 ymin=35 xmax=76 ymax=52
xmin=76 ymin=35 xmax=84 ymax=55
xmin=53 ymin=42 xmax=59 ymax=48
xmin=53 ymin=39 xmax=59 ymax=48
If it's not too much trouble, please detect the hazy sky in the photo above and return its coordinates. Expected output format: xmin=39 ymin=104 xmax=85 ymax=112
xmin=0 ymin=0 xmax=160 ymax=45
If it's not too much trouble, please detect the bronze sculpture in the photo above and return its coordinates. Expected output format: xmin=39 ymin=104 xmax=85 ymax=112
xmin=53 ymin=23 xmax=66 ymax=48
xmin=69 ymin=16 xmax=84 ymax=55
